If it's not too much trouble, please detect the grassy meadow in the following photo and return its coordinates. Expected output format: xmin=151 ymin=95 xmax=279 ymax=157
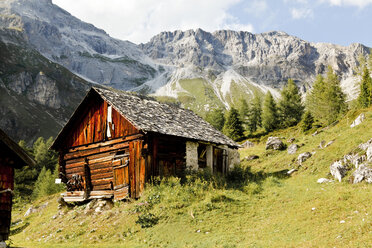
xmin=9 ymin=108 xmax=372 ymax=247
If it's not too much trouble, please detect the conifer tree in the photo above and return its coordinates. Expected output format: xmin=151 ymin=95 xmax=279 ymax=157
xmin=205 ymin=108 xmax=225 ymax=131
xmin=239 ymin=98 xmax=249 ymax=124
xmin=278 ymin=79 xmax=304 ymax=127
xmin=357 ymin=67 xmax=372 ymax=108
xmin=261 ymin=92 xmax=278 ymax=132
xmin=306 ymin=66 xmax=346 ymax=125
xmin=246 ymin=93 xmax=262 ymax=133
xmin=301 ymin=111 xmax=314 ymax=132
xmin=223 ymin=107 xmax=244 ymax=141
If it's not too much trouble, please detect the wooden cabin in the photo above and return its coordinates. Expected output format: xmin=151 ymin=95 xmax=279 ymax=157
xmin=0 ymin=129 xmax=35 ymax=244
xmin=51 ymin=87 xmax=239 ymax=202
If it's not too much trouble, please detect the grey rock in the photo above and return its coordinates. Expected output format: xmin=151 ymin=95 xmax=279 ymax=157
xmin=242 ymin=140 xmax=254 ymax=148
xmin=358 ymin=138 xmax=372 ymax=151
xmin=317 ymin=178 xmax=334 ymax=183
xmin=244 ymin=155 xmax=259 ymax=161
xmin=287 ymin=144 xmax=298 ymax=154
xmin=312 ymin=131 xmax=320 ymax=136
xmin=343 ymin=153 xmax=365 ymax=168
xmin=330 ymin=161 xmax=348 ymax=182
xmin=265 ymin=137 xmax=285 ymax=150
xmin=352 ymin=164 xmax=372 ymax=183
xmin=24 ymin=202 xmax=48 ymax=217
xmin=297 ymin=152 xmax=312 ymax=164
xmin=324 ymin=140 xmax=335 ymax=148
xmin=350 ymin=113 xmax=365 ymax=128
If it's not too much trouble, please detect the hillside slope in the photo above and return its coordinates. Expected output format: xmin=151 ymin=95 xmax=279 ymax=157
xmin=0 ymin=29 xmax=90 ymax=142
xmin=10 ymin=108 xmax=371 ymax=247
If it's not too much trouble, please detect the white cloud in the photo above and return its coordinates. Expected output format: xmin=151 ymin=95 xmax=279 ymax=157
xmin=52 ymin=0 xmax=253 ymax=44
xmin=245 ymin=0 xmax=268 ymax=15
xmin=320 ymin=0 xmax=372 ymax=8
xmin=290 ymin=7 xmax=313 ymax=19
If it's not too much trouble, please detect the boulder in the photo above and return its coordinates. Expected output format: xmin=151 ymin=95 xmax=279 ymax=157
xmin=317 ymin=178 xmax=334 ymax=184
xmin=350 ymin=113 xmax=365 ymax=128
xmin=352 ymin=164 xmax=372 ymax=184
xmin=242 ymin=140 xmax=254 ymax=148
xmin=244 ymin=155 xmax=259 ymax=161
xmin=287 ymin=144 xmax=298 ymax=154
xmin=367 ymin=146 xmax=372 ymax=162
xmin=330 ymin=161 xmax=348 ymax=182
xmin=265 ymin=137 xmax=285 ymax=150
xmin=358 ymin=138 xmax=372 ymax=151
xmin=297 ymin=152 xmax=312 ymax=165
xmin=343 ymin=154 xmax=365 ymax=168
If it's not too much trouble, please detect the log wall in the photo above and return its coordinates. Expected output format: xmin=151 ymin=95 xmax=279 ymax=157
xmin=0 ymin=157 xmax=15 ymax=241
xmin=64 ymin=98 xmax=139 ymax=149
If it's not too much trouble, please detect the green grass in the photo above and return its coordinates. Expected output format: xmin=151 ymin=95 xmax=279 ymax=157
xmin=10 ymin=108 xmax=372 ymax=247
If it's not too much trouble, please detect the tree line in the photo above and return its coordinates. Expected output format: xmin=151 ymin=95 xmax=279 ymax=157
xmin=15 ymin=137 xmax=64 ymax=203
xmin=206 ymin=51 xmax=372 ymax=141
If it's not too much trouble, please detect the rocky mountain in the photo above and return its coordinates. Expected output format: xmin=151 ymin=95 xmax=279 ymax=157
xmin=0 ymin=0 xmax=370 ymax=142
xmin=0 ymin=28 xmax=90 ymax=143
xmin=0 ymin=0 xmax=158 ymax=90
xmin=140 ymin=29 xmax=370 ymax=112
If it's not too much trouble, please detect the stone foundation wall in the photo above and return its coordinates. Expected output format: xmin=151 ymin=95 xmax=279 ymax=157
xmin=228 ymin=148 xmax=240 ymax=169
xmin=186 ymin=141 xmax=199 ymax=171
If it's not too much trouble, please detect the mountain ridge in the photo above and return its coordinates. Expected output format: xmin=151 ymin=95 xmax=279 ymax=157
xmin=0 ymin=0 xmax=370 ymax=141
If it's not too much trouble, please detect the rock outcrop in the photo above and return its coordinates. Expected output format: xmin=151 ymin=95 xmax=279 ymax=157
xmin=287 ymin=144 xmax=298 ymax=154
xmin=265 ymin=137 xmax=285 ymax=150
xmin=297 ymin=152 xmax=312 ymax=165
xmin=350 ymin=113 xmax=365 ymax=128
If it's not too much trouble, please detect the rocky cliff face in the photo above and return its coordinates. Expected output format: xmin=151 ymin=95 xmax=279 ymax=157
xmin=141 ymin=29 xmax=369 ymax=99
xmin=0 ymin=29 xmax=90 ymax=143
xmin=0 ymin=0 xmax=158 ymax=90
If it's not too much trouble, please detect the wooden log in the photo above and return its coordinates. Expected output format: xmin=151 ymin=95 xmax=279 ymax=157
xmin=64 ymin=142 xmax=130 ymax=160
xmin=129 ymin=141 xmax=135 ymax=198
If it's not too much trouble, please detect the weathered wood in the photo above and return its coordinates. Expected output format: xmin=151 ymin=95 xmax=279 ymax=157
xmin=64 ymin=142 xmax=130 ymax=160
xmin=129 ymin=142 xmax=136 ymax=198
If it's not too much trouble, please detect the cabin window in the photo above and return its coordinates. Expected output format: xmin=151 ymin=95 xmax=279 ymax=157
xmin=198 ymin=144 xmax=207 ymax=168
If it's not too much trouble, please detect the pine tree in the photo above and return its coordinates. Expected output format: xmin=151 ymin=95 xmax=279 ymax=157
xmin=246 ymin=93 xmax=262 ymax=133
xmin=357 ymin=67 xmax=372 ymax=108
xmin=306 ymin=66 xmax=347 ymax=125
xmin=261 ymin=92 xmax=278 ymax=132
xmin=301 ymin=111 xmax=314 ymax=132
xmin=278 ymin=79 xmax=304 ymax=127
xmin=223 ymin=107 xmax=244 ymax=141
xmin=205 ymin=108 xmax=225 ymax=131
xmin=238 ymin=98 xmax=249 ymax=125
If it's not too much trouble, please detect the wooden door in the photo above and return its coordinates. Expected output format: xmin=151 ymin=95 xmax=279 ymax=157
xmin=112 ymin=154 xmax=130 ymax=200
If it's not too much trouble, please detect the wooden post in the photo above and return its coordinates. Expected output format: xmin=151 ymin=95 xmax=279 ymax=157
xmin=206 ymin=145 xmax=213 ymax=173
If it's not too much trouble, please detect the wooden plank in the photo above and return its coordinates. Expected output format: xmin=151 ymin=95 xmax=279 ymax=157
xmin=114 ymin=186 xmax=129 ymax=201
xmin=91 ymin=172 xmax=114 ymax=180
xmin=67 ymin=134 xmax=143 ymax=153
xmin=129 ymin=141 xmax=135 ymax=198
xmin=139 ymin=150 xmax=146 ymax=196
xmin=91 ymin=178 xmax=113 ymax=186
xmin=64 ymin=142 xmax=130 ymax=160
xmin=135 ymin=140 xmax=140 ymax=198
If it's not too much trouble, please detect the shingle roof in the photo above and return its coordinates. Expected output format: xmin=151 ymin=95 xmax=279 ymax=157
xmin=0 ymin=128 xmax=35 ymax=168
xmin=94 ymin=87 xmax=238 ymax=147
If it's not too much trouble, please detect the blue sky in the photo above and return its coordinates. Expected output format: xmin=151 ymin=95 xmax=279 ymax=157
xmin=53 ymin=0 xmax=372 ymax=47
